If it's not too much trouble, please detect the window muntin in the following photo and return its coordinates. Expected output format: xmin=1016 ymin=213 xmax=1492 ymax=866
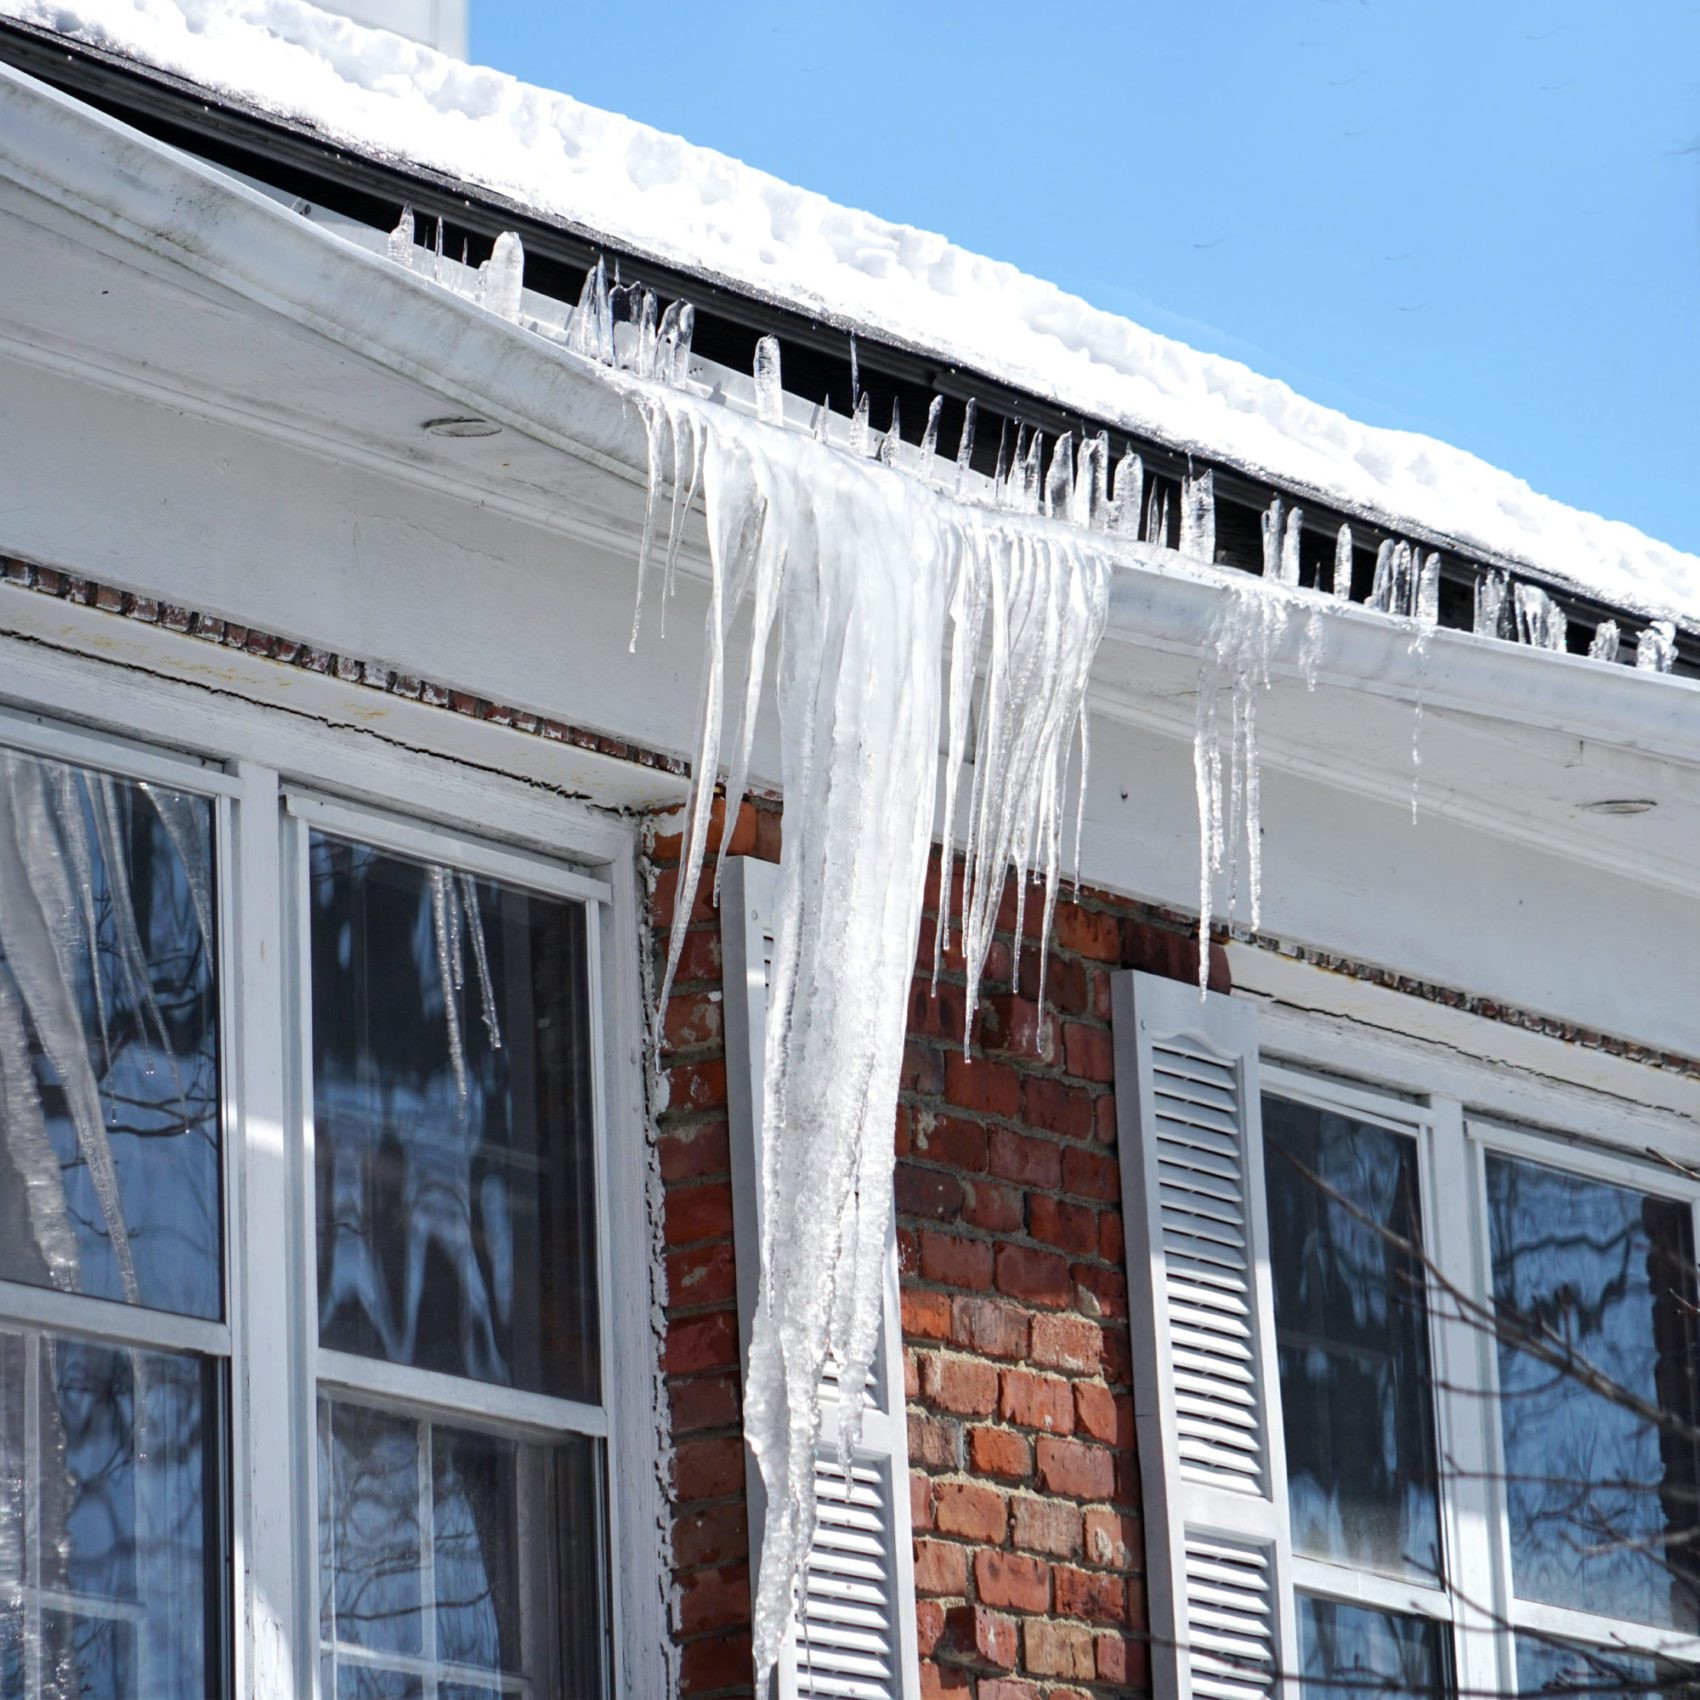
xmin=1265 ymin=1096 xmax=1441 ymax=1583
xmin=1487 ymin=1152 xmax=1700 ymax=1632
xmin=305 ymin=827 xmax=608 ymax=1699
xmin=0 ymin=742 xmax=227 ymax=1699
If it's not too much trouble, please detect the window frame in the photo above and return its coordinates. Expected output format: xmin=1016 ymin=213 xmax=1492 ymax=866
xmin=1260 ymin=1037 xmax=1700 ymax=1697
xmin=0 ymin=650 xmax=667 ymax=1700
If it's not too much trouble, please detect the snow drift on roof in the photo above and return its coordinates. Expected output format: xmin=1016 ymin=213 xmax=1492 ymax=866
xmin=6 ymin=0 xmax=1697 ymax=622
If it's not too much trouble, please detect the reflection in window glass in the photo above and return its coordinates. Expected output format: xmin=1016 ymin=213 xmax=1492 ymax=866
xmin=0 ymin=1326 xmax=221 ymax=1698
xmin=1264 ymin=1097 xmax=1441 ymax=1580
xmin=0 ymin=749 xmax=221 ymax=1320
xmin=309 ymin=835 xmax=599 ymax=1403
xmin=1298 ymin=1596 xmax=1448 ymax=1700
xmin=1488 ymin=1155 xmax=1700 ymax=1631
xmin=1516 ymin=1633 xmax=1700 ymax=1699
xmin=317 ymin=1396 xmax=605 ymax=1698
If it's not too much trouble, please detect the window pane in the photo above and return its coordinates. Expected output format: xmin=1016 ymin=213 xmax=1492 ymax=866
xmin=318 ymin=1395 xmax=606 ymax=1698
xmin=1298 ymin=1595 xmax=1448 ymax=1700
xmin=0 ymin=1325 xmax=220 ymax=1698
xmin=1516 ymin=1633 xmax=1700 ymax=1699
xmin=0 ymin=749 xmax=221 ymax=1319
xmin=309 ymin=834 xmax=599 ymax=1402
xmin=1264 ymin=1096 xmax=1441 ymax=1579
xmin=1488 ymin=1154 xmax=1700 ymax=1630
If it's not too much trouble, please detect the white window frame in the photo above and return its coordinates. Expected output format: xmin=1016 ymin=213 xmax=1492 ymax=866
xmin=0 ymin=634 xmax=668 ymax=1700
xmin=1259 ymin=1032 xmax=1700 ymax=1696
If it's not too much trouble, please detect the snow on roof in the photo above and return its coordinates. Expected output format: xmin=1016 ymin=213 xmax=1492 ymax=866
xmin=7 ymin=0 xmax=1697 ymax=623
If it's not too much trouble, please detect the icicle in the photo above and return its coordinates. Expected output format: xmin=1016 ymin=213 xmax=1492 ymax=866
xmin=877 ymin=399 xmax=901 ymax=466
xmin=809 ymin=400 xmax=830 ymax=442
xmin=1333 ymin=525 xmax=1354 ymax=599
xmin=0 ymin=969 xmax=79 ymax=1288
xmin=849 ymin=391 xmax=871 ymax=456
xmin=628 ymin=396 xmax=668 ymax=650
xmin=1513 ymin=583 xmax=1566 ymax=650
xmin=386 ymin=204 xmax=415 ymax=268
xmin=848 ymin=331 xmax=859 ymax=408
xmin=753 ymin=336 xmax=784 ymax=427
xmin=1589 ymin=619 xmax=1621 ymax=663
xmin=484 ymin=231 xmax=524 ymax=322
xmin=991 ymin=418 xmax=1012 ymax=496
xmin=1475 ymin=568 xmax=1509 ymax=637
xmin=1416 ymin=552 xmax=1441 ymax=630
xmin=1636 ymin=619 xmax=1676 ymax=673
xmin=1145 ymin=485 xmax=1168 ymax=547
xmin=1261 ymin=497 xmax=1284 ymax=581
xmin=429 ymin=866 xmax=468 ymax=1099
xmin=1297 ymin=609 xmax=1325 ymax=689
xmin=1044 ymin=435 xmax=1074 ymax=519
xmin=657 ymin=299 xmax=695 ymax=386
xmin=1021 ymin=431 xmax=1044 ymax=513
xmin=1179 ymin=468 xmax=1215 ymax=563
xmin=954 ymin=399 xmax=978 ymax=497
xmin=432 ymin=216 xmax=445 ymax=284
xmin=631 ymin=290 xmax=660 ymax=380
xmin=1111 ymin=450 xmax=1144 ymax=537
xmin=1370 ymin=539 xmax=1396 ymax=611
xmin=456 ymin=871 xmax=503 ymax=1052
xmin=920 ymin=396 xmax=943 ymax=470
xmin=1279 ymin=508 xmax=1304 ymax=588
xmin=1080 ymin=432 xmax=1110 ymax=530
xmin=661 ymin=406 xmax=703 ymax=628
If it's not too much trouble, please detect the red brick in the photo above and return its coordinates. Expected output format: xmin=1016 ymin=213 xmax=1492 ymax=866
xmin=1030 ymin=1313 xmax=1103 ymax=1375
xmin=1070 ymin=1262 xmax=1128 ymax=1321
xmin=1094 ymin=1094 xmax=1117 ymax=1144
xmin=1096 ymin=1630 xmax=1150 ymax=1690
xmin=914 ymin=1538 xmax=968 ymax=1597
xmin=1098 ymin=1207 xmax=1125 ymax=1265
xmin=917 ymin=1599 xmax=946 ymax=1658
xmin=1021 ymin=1077 xmax=1095 ymax=1140
xmin=968 ymin=1425 xmax=1033 ymax=1480
xmin=921 ymin=1229 xmax=994 ymax=1290
xmin=666 ymin=1241 xmax=736 ymax=1307
xmin=897 ymin=1162 xmax=966 ymax=1221
xmin=903 ymin=1289 xmax=953 ymax=1342
xmin=920 ymin=1354 xmax=999 ymax=1417
xmin=912 ymin=1471 xmax=933 ymax=1531
xmin=1023 ymin=1619 xmax=1096 ymax=1681
xmin=650 ymin=796 xmax=757 ymax=862
xmin=1028 ymin=1196 xmax=1097 ymax=1254
xmin=1000 ymin=1369 xmax=1074 ymax=1435
xmin=657 ymin=1121 xmax=730 ymax=1183
xmin=753 ymin=804 xmax=783 ymax=863
xmin=662 ymin=987 xmax=723 ymax=1047
xmin=663 ymin=1310 xmax=737 ymax=1375
xmin=664 ymin=1182 xmax=734 ymax=1247
xmin=679 ymin=1631 xmax=752 ymax=1694
xmin=979 ymin=995 xmax=1057 ymax=1063
xmin=979 ymin=1683 xmax=1041 ymax=1700
xmin=1062 ymin=1023 xmax=1115 ymax=1083
xmin=961 ymin=1177 xmax=1024 ymax=1234
xmin=940 ymin=1603 xmax=1017 ymax=1670
xmin=908 ymin=1112 xmax=990 ymax=1172
xmin=666 ymin=1058 xmax=728 ymax=1113
xmin=676 ymin=1565 xmax=751 ymax=1634
xmin=673 ymin=1436 xmax=744 ymax=1502
xmin=1019 ymin=948 xmax=1089 ymax=1015
xmin=1083 ymin=1509 xmax=1141 ymax=1571
xmin=1036 ymin=1437 xmax=1116 ymax=1502
xmin=669 ymin=1370 xmax=738 ymax=1433
xmin=673 ymin=1500 xmax=748 ymax=1567
xmin=974 ymin=1548 xmax=1051 ymax=1614
xmin=1100 ymin=1325 xmax=1133 ymax=1388
xmin=1010 ymin=1495 xmax=1083 ymax=1559
xmin=1063 ymin=1144 xmax=1119 ymax=1202
xmin=663 ymin=926 xmax=721 ymax=986
xmin=905 ymin=1347 xmax=920 ymax=1401
xmin=945 ymin=1054 xmax=1021 ymax=1118
xmin=1054 ymin=904 xmax=1123 ymax=963
xmin=909 ymin=978 xmax=969 ymax=1042
xmin=1073 ymin=1382 xmax=1133 ymax=1448
xmin=995 ymin=1243 xmax=1071 ymax=1308
xmin=903 ymin=1040 xmax=945 ymax=1094
xmin=920 ymin=1661 xmax=971 ymax=1699
xmin=651 ymin=866 xmax=718 ymax=931
xmin=933 ymin=1481 xmax=1007 ymax=1544
xmin=909 ymin=1414 xmax=961 ymax=1471
xmin=988 ymin=1127 xmax=1062 ymax=1190
xmin=950 ymin=1296 xmax=1029 ymax=1361
xmin=1055 ymin=1564 xmax=1125 ymax=1624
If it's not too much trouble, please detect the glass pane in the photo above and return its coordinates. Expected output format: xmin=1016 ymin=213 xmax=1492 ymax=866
xmin=0 ymin=1324 xmax=219 ymax=1699
xmin=318 ymin=1396 xmax=606 ymax=1698
xmin=309 ymin=834 xmax=599 ymax=1402
xmin=1488 ymin=1154 xmax=1700 ymax=1630
xmin=1264 ymin=1096 xmax=1441 ymax=1579
xmin=1516 ymin=1633 xmax=1700 ymax=1699
xmin=0 ymin=749 xmax=221 ymax=1319
xmin=1298 ymin=1595 xmax=1448 ymax=1700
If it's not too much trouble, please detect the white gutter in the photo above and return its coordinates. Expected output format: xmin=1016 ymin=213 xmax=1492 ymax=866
xmin=3 ymin=57 xmax=1697 ymax=778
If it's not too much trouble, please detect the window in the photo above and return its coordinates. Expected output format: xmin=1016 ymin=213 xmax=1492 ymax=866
xmin=1114 ymin=970 xmax=1700 ymax=1700
xmin=0 ymin=745 xmax=226 ymax=1698
xmin=0 ymin=694 xmax=660 ymax=1699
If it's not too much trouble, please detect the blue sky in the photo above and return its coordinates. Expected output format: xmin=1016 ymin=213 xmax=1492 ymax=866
xmin=471 ymin=2 xmax=1700 ymax=555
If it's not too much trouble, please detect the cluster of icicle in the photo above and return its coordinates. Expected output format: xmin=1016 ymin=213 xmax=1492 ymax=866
xmin=1473 ymin=566 xmax=1676 ymax=672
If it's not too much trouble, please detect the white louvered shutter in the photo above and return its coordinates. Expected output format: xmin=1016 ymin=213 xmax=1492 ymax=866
xmin=721 ymin=856 xmax=922 ymax=1700
xmin=1110 ymin=971 xmax=1296 ymax=1700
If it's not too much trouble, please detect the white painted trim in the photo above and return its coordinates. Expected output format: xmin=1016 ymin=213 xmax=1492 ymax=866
xmin=285 ymin=790 xmax=612 ymax=904
xmin=316 ymin=1349 xmax=607 ymax=1440
xmin=0 ymin=1277 xmax=227 ymax=1357
xmin=0 ymin=700 xmax=239 ymax=793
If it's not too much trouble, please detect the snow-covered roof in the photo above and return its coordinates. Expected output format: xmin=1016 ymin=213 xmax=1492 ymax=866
xmin=5 ymin=0 xmax=1696 ymax=623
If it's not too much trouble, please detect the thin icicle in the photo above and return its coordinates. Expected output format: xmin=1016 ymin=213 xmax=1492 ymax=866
xmin=1261 ymin=497 xmax=1284 ymax=582
xmin=954 ymin=399 xmax=978 ymax=497
xmin=849 ymin=391 xmax=871 ymax=457
xmin=753 ymin=336 xmax=784 ymax=427
xmin=429 ymin=866 xmax=467 ymax=1099
xmin=1333 ymin=525 xmax=1354 ymax=599
xmin=1279 ymin=507 xmax=1304 ymax=588
xmin=1081 ymin=433 xmax=1110 ymax=531
xmin=1179 ymin=468 xmax=1215 ymax=563
xmin=457 ymin=872 xmax=503 ymax=1052
xmin=920 ymin=396 xmax=943 ymax=469
xmin=848 ymin=331 xmax=859 ymax=408
xmin=432 ymin=215 xmax=445 ymax=284
xmin=1044 ymin=435 xmax=1074 ymax=519
xmin=877 ymin=399 xmax=901 ymax=466
xmin=1589 ymin=619 xmax=1621 ymax=663
xmin=386 ymin=204 xmax=415 ymax=268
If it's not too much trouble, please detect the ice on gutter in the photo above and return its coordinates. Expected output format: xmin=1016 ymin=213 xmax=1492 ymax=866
xmin=3 ymin=0 xmax=1698 ymax=625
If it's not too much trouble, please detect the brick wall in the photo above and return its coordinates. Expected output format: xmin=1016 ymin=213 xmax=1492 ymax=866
xmin=648 ymin=797 xmax=1228 ymax=1700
